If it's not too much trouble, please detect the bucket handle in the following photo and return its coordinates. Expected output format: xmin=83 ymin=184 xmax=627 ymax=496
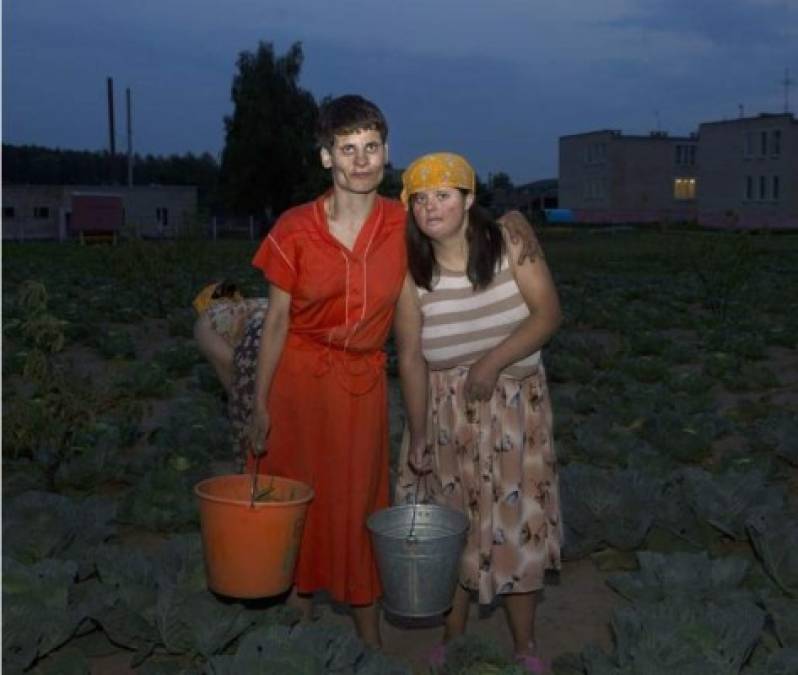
xmin=249 ymin=452 xmax=260 ymax=509
xmin=407 ymin=477 xmax=421 ymax=542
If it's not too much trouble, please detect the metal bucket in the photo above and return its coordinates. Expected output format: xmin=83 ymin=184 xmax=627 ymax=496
xmin=367 ymin=503 xmax=468 ymax=618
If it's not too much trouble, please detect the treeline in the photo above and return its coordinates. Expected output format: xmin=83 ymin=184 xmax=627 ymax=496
xmin=2 ymin=144 xmax=220 ymax=209
xmin=4 ymin=42 xmax=508 ymax=218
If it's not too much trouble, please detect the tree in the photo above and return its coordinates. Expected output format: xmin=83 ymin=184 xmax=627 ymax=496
xmin=219 ymin=41 xmax=324 ymax=217
xmin=489 ymin=171 xmax=513 ymax=191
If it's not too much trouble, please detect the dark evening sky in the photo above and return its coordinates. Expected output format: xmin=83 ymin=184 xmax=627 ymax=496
xmin=3 ymin=0 xmax=796 ymax=182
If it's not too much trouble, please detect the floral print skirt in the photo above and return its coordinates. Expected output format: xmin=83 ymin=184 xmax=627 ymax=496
xmin=206 ymin=298 xmax=268 ymax=464
xmin=395 ymin=364 xmax=562 ymax=604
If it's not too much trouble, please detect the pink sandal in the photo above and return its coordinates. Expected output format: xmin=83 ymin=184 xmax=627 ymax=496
xmin=515 ymin=642 xmax=549 ymax=674
xmin=427 ymin=643 xmax=447 ymax=668
xmin=515 ymin=653 xmax=548 ymax=674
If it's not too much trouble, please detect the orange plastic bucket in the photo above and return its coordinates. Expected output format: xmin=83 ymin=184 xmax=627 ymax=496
xmin=194 ymin=474 xmax=313 ymax=598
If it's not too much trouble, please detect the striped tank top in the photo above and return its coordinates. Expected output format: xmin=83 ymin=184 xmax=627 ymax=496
xmin=417 ymin=257 xmax=540 ymax=379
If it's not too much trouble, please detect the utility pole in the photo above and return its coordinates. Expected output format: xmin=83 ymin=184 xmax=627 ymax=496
xmin=126 ymin=87 xmax=133 ymax=187
xmin=107 ymin=77 xmax=116 ymax=182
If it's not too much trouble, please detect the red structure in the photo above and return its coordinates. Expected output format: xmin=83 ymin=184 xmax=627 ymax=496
xmin=70 ymin=193 xmax=123 ymax=236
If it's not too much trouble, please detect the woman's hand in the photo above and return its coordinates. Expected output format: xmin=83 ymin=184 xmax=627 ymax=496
xmin=249 ymin=405 xmax=270 ymax=456
xmin=408 ymin=433 xmax=432 ymax=475
xmin=464 ymin=358 xmax=499 ymax=402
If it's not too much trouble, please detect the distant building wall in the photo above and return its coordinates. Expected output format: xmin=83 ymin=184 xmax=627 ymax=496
xmin=697 ymin=113 xmax=798 ymax=229
xmin=559 ymin=130 xmax=697 ymax=223
xmin=1 ymin=185 xmax=198 ymax=240
xmin=2 ymin=185 xmax=65 ymax=240
xmin=120 ymin=186 xmax=198 ymax=237
xmin=559 ymin=112 xmax=797 ymax=229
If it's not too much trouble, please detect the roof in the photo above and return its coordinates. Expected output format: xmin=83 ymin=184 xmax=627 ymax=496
xmin=698 ymin=112 xmax=796 ymax=127
xmin=560 ymin=129 xmax=696 ymax=142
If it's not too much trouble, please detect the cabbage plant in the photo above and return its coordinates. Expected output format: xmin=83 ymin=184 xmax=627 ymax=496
xmin=582 ymin=598 xmax=765 ymax=675
xmin=560 ymin=464 xmax=661 ymax=558
xmin=607 ymin=551 xmax=751 ymax=603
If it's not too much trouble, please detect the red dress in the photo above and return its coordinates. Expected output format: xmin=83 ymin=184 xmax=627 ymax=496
xmin=251 ymin=193 xmax=406 ymax=605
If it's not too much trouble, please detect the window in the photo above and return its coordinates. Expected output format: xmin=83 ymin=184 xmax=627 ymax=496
xmin=772 ymin=175 xmax=780 ymax=201
xmin=759 ymin=176 xmax=768 ymax=200
xmin=583 ymin=179 xmax=605 ymax=199
xmin=673 ymin=178 xmax=696 ymax=200
xmin=156 ymin=207 xmax=169 ymax=226
xmin=675 ymin=144 xmax=697 ymax=166
xmin=584 ymin=142 xmax=607 ymax=164
xmin=744 ymin=132 xmax=753 ymax=157
xmin=771 ymin=130 xmax=781 ymax=156
xmin=745 ymin=176 xmax=753 ymax=200
xmin=760 ymin=131 xmax=768 ymax=156
xmin=33 ymin=207 xmax=50 ymax=219
xmin=3 ymin=206 xmax=14 ymax=219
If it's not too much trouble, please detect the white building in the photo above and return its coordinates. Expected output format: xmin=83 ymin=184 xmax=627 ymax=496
xmin=2 ymin=184 xmax=198 ymax=240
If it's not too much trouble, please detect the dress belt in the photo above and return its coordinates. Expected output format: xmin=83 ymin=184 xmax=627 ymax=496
xmin=286 ymin=332 xmax=386 ymax=396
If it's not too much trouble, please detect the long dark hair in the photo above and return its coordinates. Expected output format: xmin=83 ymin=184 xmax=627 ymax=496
xmin=406 ymin=190 xmax=505 ymax=291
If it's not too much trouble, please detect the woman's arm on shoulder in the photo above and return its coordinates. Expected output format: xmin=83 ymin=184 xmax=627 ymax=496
xmin=497 ymin=210 xmax=544 ymax=265
xmin=393 ymin=274 xmax=431 ymax=473
xmin=464 ymin=228 xmax=561 ymax=401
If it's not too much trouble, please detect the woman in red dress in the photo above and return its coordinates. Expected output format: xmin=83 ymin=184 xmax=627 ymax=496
xmin=250 ymin=96 xmax=404 ymax=646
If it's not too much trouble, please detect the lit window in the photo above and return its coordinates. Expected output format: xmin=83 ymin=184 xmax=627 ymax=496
xmin=3 ymin=206 xmax=14 ymax=219
xmin=33 ymin=207 xmax=50 ymax=219
xmin=759 ymin=176 xmax=767 ymax=200
xmin=772 ymin=175 xmax=780 ymax=201
xmin=673 ymin=178 xmax=696 ymax=200
xmin=771 ymin=130 xmax=781 ymax=156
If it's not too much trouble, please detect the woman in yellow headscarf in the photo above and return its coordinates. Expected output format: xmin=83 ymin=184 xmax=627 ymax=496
xmin=393 ymin=152 xmax=563 ymax=672
xmin=192 ymin=280 xmax=268 ymax=461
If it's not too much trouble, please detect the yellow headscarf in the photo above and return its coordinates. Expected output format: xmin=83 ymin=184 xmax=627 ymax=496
xmin=400 ymin=152 xmax=476 ymax=207
xmin=192 ymin=281 xmax=243 ymax=315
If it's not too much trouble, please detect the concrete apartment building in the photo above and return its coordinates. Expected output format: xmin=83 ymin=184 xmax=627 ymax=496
xmin=559 ymin=112 xmax=797 ymax=229
xmin=2 ymin=184 xmax=198 ymax=240
xmin=697 ymin=113 xmax=797 ymax=229
xmin=558 ymin=129 xmax=698 ymax=224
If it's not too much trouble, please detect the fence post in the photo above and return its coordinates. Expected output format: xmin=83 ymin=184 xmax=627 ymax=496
xmin=58 ymin=208 xmax=67 ymax=242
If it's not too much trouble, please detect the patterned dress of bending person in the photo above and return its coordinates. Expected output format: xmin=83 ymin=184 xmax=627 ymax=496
xmin=204 ymin=297 xmax=269 ymax=464
xmin=395 ymin=257 xmax=563 ymax=604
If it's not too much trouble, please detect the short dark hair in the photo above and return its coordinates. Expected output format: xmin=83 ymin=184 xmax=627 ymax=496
xmin=316 ymin=95 xmax=388 ymax=149
xmin=406 ymin=190 xmax=505 ymax=291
